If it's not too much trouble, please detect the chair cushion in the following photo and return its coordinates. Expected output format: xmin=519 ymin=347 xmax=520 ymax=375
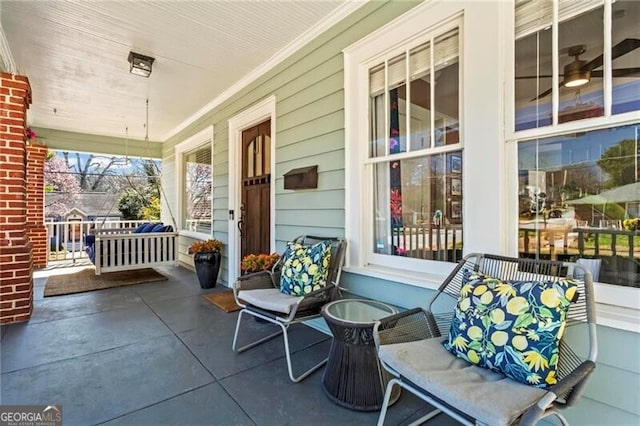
xmin=140 ymin=223 xmax=156 ymax=233
xmin=379 ymin=338 xmax=547 ymax=426
xmin=151 ymin=223 xmax=165 ymax=232
xmin=133 ymin=223 xmax=149 ymax=233
xmin=279 ymin=240 xmax=332 ymax=296
xmin=443 ymin=269 xmax=579 ymax=388
xmin=238 ymin=288 xmax=303 ymax=314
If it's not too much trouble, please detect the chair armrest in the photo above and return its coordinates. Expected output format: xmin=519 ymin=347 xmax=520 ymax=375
xmin=518 ymin=361 xmax=596 ymax=426
xmin=294 ymin=284 xmax=337 ymax=315
xmin=549 ymin=360 xmax=596 ymax=404
xmin=234 ymin=271 xmax=276 ymax=291
xmin=373 ymin=308 xmax=442 ymax=350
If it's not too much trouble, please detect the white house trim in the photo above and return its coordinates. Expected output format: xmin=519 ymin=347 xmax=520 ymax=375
xmin=0 ymin=25 xmax=17 ymax=74
xmin=344 ymin=3 xmax=469 ymax=279
xmin=227 ymin=96 xmax=277 ymax=285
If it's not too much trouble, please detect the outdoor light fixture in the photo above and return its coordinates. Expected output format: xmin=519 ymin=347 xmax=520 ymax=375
xmin=128 ymin=51 xmax=155 ymax=78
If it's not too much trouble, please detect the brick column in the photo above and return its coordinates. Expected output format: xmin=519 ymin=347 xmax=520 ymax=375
xmin=0 ymin=72 xmax=33 ymax=324
xmin=26 ymin=143 xmax=48 ymax=268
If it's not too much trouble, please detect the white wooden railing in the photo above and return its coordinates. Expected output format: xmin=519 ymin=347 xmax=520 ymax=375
xmin=45 ymin=219 xmax=147 ymax=264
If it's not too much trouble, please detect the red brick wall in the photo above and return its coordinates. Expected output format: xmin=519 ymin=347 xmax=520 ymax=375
xmin=0 ymin=72 xmax=34 ymax=324
xmin=26 ymin=143 xmax=48 ymax=268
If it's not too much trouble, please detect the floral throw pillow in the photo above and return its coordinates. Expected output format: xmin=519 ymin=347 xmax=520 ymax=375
xmin=442 ymin=269 xmax=579 ymax=388
xmin=279 ymin=240 xmax=332 ymax=297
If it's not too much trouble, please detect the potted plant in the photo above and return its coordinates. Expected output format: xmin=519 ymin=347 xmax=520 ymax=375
xmin=190 ymin=239 xmax=224 ymax=289
xmin=241 ymin=252 xmax=281 ymax=274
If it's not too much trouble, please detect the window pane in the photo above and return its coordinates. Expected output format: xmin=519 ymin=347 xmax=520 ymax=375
xmin=409 ymin=42 xmax=432 ymax=151
xmin=517 ymin=123 xmax=640 ymax=287
xmin=184 ymin=146 xmax=212 ymax=234
xmin=558 ymin=6 xmax=604 ymax=124
xmin=434 ymin=29 xmax=459 ymax=147
xmin=369 ymin=65 xmax=386 ymax=158
xmin=612 ymin=0 xmax=640 ymax=115
xmin=515 ymin=28 xmax=553 ymax=131
xmin=389 ymin=54 xmax=407 ymax=155
xmin=373 ymin=151 xmax=463 ymax=263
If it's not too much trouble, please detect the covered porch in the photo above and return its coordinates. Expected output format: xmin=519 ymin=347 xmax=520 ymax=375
xmin=0 ymin=264 xmax=454 ymax=425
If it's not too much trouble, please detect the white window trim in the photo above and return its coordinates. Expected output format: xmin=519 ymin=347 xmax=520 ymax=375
xmin=505 ymin=0 xmax=640 ymax=332
xmin=344 ymin=3 xmax=465 ymax=287
xmin=227 ymin=95 xmax=276 ymax=285
xmin=174 ymin=126 xmax=214 ymax=240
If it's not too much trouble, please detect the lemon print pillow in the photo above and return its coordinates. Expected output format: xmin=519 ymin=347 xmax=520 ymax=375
xmin=279 ymin=240 xmax=332 ymax=297
xmin=442 ymin=269 xmax=579 ymax=389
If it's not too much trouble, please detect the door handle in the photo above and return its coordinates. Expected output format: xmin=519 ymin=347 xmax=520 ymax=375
xmin=237 ymin=220 xmax=244 ymax=238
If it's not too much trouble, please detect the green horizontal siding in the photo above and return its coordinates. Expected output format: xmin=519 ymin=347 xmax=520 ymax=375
xmin=585 ymin=361 xmax=640 ymax=415
xmin=277 ymin=109 xmax=344 ymax=147
xmin=275 ymin=129 xmax=344 ymax=163
xmin=276 ymin=209 xmax=344 ymax=229
xmin=278 ymin=90 xmax=343 ymax=133
xmin=274 ymin=225 xmax=344 ymax=246
xmin=277 ymin=68 xmax=343 ymax=116
xmin=277 ymin=189 xmax=344 ymax=210
xmin=275 ymin=150 xmax=345 ymax=176
xmin=564 ymin=397 xmax=639 ymax=425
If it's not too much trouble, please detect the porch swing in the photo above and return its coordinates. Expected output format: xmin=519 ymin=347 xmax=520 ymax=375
xmin=85 ymin=100 xmax=179 ymax=275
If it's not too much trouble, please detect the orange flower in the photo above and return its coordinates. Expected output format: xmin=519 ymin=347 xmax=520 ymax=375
xmin=190 ymin=239 xmax=224 ymax=254
xmin=241 ymin=253 xmax=280 ymax=273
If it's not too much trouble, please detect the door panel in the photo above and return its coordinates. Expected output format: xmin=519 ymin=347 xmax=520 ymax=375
xmin=241 ymin=119 xmax=271 ymax=260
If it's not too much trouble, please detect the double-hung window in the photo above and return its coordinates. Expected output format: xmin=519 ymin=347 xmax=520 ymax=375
xmin=175 ymin=127 xmax=213 ymax=236
xmin=346 ymin=16 xmax=464 ymax=278
xmin=512 ymin=0 xmax=640 ymax=294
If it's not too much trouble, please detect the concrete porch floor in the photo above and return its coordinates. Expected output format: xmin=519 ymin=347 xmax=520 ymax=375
xmin=1 ymin=265 xmax=457 ymax=425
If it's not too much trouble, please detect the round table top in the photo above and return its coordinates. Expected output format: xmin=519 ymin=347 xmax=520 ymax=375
xmin=322 ymin=299 xmax=398 ymax=325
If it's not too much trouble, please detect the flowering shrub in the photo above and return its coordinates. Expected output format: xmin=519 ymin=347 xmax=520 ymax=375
xmin=25 ymin=127 xmax=37 ymax=141
xmin=623 ymin=218 xmax=639 ymax=231
xmin=190 ymin=239 xmax=224 ymax=254
xmin=241 ymin=253 xmax=280 ymax=273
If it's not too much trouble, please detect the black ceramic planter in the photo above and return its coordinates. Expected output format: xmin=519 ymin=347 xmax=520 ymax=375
xmin=194 ymin=251 xmax=221 ymax=289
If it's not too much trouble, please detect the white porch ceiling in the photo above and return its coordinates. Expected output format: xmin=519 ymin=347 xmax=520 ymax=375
xmin=1 ymin=0 xmax=358 ymax=142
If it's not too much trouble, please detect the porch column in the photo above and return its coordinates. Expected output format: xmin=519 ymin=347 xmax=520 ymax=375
xmin=26 ymin=143 xmax=48 ymax=268
xmin=0 ymin=72 xmax=33 ymax=324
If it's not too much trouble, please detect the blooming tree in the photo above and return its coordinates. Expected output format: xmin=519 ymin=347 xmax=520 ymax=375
xmin=44 ymin=154 xmax=81 ymax=217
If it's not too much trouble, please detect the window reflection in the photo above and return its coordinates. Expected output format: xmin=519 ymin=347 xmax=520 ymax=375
xmin=517 ymin=124 xmax=640 ymax=287
xmin=515 ymin=28 xmax=552 ymax=131
xmin=612 ymin=1 xmax=640 ymax=115
xmin=373 ymin=152 xmax=463 ymax=262
xmin=184 ymin=146 xmax=212 ymax=234
xmin=514 ymin=2 xmax=640 ymax=130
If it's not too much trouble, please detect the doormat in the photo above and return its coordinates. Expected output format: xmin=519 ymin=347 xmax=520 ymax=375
xmin=44 ymin=267 xmax=168 ymax=297
xmin=203 ymin=291 xmax=242 ymax=313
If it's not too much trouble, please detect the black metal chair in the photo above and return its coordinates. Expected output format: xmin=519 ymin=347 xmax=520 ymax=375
xmin=232 ymin=235 xmax=347 ymax=382
xmin=373 ymin=253 xmax=597 ymax=426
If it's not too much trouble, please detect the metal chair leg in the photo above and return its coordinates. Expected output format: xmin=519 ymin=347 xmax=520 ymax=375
xmin=281 ymin=323 xmax=328 ymax=383
xmin=232 ymin=308 xmax=327 ymax=383
xmin=232 ymin=309 xmax=283 ymax=353
xmin=377 ymin=378 xmax=398 ymax=426
xmin=377 ymin=377 xmax=444 ymax=426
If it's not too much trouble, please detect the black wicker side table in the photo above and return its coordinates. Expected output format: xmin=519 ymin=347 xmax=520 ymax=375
xmin=321 ymin=299 xmax=400 ymax=411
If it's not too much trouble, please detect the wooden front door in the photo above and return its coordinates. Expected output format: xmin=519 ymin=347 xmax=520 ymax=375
xmin=240 ymin=119 xmax=271 ymax=260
